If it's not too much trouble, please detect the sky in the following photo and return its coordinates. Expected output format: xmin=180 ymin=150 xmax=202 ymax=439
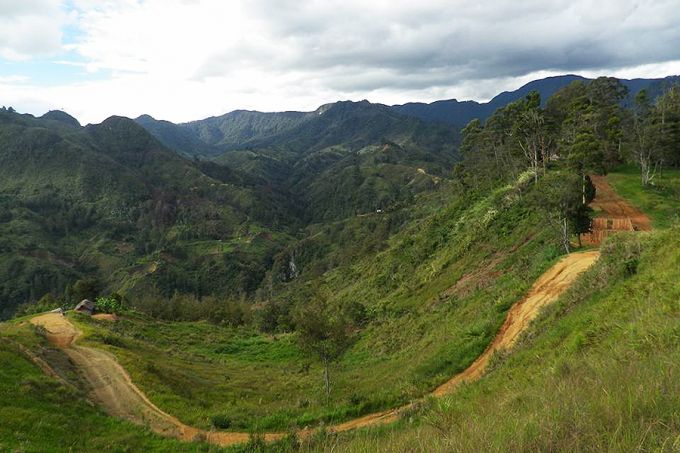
xmin=1 ymin=0 xmax=680 ymax=124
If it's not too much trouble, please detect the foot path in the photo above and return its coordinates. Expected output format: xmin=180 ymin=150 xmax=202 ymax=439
xmin=27 ymin=175 xmax=650 ymax=447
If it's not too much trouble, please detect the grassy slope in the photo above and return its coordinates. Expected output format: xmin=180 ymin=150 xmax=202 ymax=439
xmin=68 ymin=176 xmax=563 ymax=432
xmin=307 ymin=231 xmax=680 ymax=449
xmin=607 ymin=165 xmax=680 ymax=229
xmin=2 ymin=171 xmax=676 ymax=451
xmin=0 ymin=326 xmax=218 ymax=453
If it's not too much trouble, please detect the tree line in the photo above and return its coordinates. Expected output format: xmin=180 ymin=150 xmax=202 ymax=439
xmin=456 ymin=77 xmax=680 ymax=251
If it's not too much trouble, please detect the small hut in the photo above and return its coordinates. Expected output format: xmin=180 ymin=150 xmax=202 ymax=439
xmin=74 ymin=299 xmax=95 ymax=316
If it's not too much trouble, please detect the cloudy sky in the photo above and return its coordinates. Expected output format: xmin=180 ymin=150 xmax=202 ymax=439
xmin=1 ymin=0 xmax=679 ymax=124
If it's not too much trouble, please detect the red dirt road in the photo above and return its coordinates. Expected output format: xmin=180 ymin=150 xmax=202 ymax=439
xmin=25 ymin=175 xmax=649 ymax=447
xmin=27 ymin=248 xmax=600 ymax=446
xmin=584 ymin=175 xmax=652 ymax=245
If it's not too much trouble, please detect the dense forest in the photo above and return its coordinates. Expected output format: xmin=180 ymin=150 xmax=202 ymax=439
xmin=2 ymin=76 xmax=679 ymax=334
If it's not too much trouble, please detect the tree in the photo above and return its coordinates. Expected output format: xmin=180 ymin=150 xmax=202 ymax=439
xmin=632 ymin=90 xmax=663 ymax=186
xmin=586 ymin=78 xmax=628 ymax=163
xmin=531 ymin=172 xmax=593 ymax=253
xmin=511 ymin=91 xmax=551 ymax=184
xmin=94 ymin=295 xmax=123 ymax=314
xmin=71 ymin=278 xmax=101 ymax=302
xmin=655 ymin=85 xmax=680 ymax=167
xmin=567 ymin=131 xmax=603 ymax=204
xmin=548 ymin=78 xmax=627 ymax=172
xmin=294 ymin=300 xmax=355 ymax=403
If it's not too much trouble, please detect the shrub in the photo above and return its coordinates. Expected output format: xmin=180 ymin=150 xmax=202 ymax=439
xmin=95 ymin=296 xmax=123 ymax=314
xmin=211 ymin=414 xmax=231 ymax=429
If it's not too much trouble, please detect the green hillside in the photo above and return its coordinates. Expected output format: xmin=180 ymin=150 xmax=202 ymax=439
xmin=139 ymin=101 xmax=456 ymax=155
xmin=311 ymin=226 xmax=680 ymax=452
xmin=1 ymin=75 xmax=679 ymax=452
xmin=0 ymin=323 xmax=216 ymax=452
xmin=2 ymin=99 xmax=460 ymax=319
xmin=140 ymin=101 xmax=459 ymax=223
xmin=2 ymin=166 xmax=676 ymax=452
xmin=61 ymin=176 xmax=558 ymax=432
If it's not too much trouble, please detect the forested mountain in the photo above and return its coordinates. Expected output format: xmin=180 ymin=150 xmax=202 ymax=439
xmin=3 ymin=74 xmax=680 ymax=324
xmin=136 ymin=100 xmax=456 ymax=157
xmin=0 ymin=109 xmax=299 ymax=318
xmin=0 ymin=99 xmax=459 ymax=318
xmin=2 ymin=73 xmax=680 ymax=452
xmin=137 ymin=75 xmax=680 ymax=162
xmin=138 ymin=100 xmax=459 ymax=223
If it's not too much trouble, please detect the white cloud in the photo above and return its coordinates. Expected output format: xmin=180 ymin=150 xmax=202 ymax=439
xmin=2 ymin=0 xmax=680 ymax=123
xmin=0 ymin=0 xmax=69 ymax=60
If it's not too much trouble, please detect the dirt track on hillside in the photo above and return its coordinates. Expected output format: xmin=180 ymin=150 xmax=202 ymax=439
xmin=26 ymin=175 xmax=648 ymax=447
xmin=432 ymin=250 xmax=600 ymax=396
xmin=589 ymin=175 xmax=651 ymax=230
xmin=27 ymin=251 xmax=599 ymax=445
xmin=29 ymin=312 xmax=284 ymax=446
xmin=30 ymin=313 xmax=78 ymax=347
xmin=27 ymin=255 xmax=602 ymax=446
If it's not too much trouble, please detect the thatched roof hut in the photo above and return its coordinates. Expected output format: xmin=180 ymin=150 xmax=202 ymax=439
xmin=74 ymin=299 xmax=95 ymax=315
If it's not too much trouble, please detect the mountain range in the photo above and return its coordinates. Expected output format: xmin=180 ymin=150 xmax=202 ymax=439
xmin=1 ymin=73 xmax=678 ymax=319
xmin=136 ymin=74 xmax=680 ymax=159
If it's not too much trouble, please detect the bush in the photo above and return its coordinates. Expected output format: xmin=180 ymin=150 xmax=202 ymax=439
xmin=95 ymin=296 xmax=123 ymax=314
xmin=211 ymin=414 xmax=231 ymax=429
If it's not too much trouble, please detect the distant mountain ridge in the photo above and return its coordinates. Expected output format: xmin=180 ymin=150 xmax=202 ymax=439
xmin=136 ymin=100 xmax=459 ymax=225
xmin=136 ymin=74 xmax=680 ymax=158
xmin=392 ymin=74 xmax=680 ymax=126
xmin=135 ymin=100 xmax=456 ymax=159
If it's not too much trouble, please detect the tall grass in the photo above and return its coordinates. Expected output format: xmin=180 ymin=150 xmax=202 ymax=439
xmin=305 ymin=229 xmax=680 ymax=452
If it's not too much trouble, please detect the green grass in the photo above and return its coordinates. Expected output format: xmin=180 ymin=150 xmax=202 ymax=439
xmin=306 ymin=229 xmax=680 ymax=452
xmin=0 ymin=328 xmax=223 ymax=452
xmin=63 ymin=176 xmax=565 ymax=433
xmin=607 ymin=165 xmax=680 ymax=229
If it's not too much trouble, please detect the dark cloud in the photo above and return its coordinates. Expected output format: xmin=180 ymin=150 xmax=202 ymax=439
xmin=195 ymin=0 xmax=680 ymax=91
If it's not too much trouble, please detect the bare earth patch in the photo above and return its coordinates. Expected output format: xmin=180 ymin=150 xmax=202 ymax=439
xmin=92 ymin=313 xmax=118 ymax=322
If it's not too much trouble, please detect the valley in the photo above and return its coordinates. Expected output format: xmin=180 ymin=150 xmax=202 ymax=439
xmin=1 ymin=74 xmax=679 ymax=452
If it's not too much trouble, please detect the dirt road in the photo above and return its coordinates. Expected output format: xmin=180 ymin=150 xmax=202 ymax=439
xmin=432 ymin=250 xmax=600 ymax=396
xmin=28 ymin=250 xmax=599 ymax=445
xmin=26 ymin=174 xmax=647 ymax=447
xmin=29 ymin=312 xmax=284 ymax=446
xmin=30 ymin=313 xmax=78 ymax=347
xmin=584 ymin=175 xmax=652 ymax=244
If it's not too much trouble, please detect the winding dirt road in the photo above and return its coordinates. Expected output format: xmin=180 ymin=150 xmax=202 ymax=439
xmin=29 ymin=313 xmax=284 ymax=445
xmin=27 ymin=250 xmax=601 ymax=447
xmin=25 ymin=175 xmax=649 ymax=447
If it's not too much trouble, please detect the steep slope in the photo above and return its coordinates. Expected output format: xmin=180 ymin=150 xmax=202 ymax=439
xmin=24 ymin=245 xmax=597 ymax=448
xmin=19 ymin=169 xmax=639 ymax=447
xmin=183 ymin=109 xmax=312 ymax=150
xmin=135 ymin=114 xmax=220 ymax=157
xmin=23 ymin=173 xmax=569 ymax=435
xmin=0 ymin=334 xmax=213 ymax=452
xmin=137 ymin=100 xmax=457 ymax=156
xmin=323 ymin=226 xmax=678 ymax=452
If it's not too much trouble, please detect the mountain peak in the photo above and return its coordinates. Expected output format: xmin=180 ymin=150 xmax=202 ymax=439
xmin=41 ymin=110 xmax=81 ymax=128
